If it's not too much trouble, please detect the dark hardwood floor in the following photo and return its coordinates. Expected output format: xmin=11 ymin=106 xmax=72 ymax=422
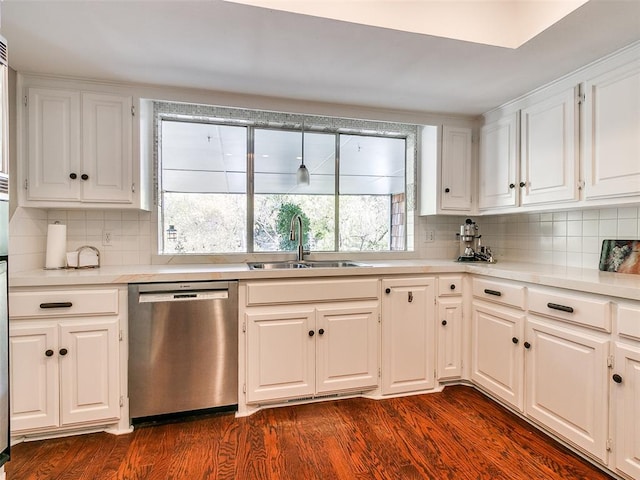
xmin=6 ymin=386 xmax=614 ymax=480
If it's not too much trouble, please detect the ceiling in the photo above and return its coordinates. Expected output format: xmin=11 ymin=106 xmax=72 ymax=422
xmin=1 ymin=0 xmax=639 ymax=116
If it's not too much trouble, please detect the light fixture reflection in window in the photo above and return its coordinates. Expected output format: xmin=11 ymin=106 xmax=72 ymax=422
xmin=166 ymin=224 xmax=177 ymax=240
xmin=296 ymin=119 xmax=310 ymax=185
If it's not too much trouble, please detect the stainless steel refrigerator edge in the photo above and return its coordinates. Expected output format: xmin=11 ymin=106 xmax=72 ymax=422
xmin=128 ymin=281 xmax=238 ymax=420
xmin=0 ymin=34 xmax=10 ymax=468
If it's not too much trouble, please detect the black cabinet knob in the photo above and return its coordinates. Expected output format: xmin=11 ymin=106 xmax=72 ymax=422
xmin=318 ymin=328 xmax=325 ymax=335
xmin=45 ymin=349 xmax=54 ymax=357
xmin=612 ymin=374 xmax=623 ymax=384
xmin=308 ymin=330 xmax=314 ymax=337
xmin=509 ymin=183 xmax=515 ymax=189
xmin=385 ymin=288 xmax=391 ymax=294
xmin=519 ymin=181 xmax=526 ymax=188
xmin=450 ymin=284 xmax=456 ymax=290
xmin=444 ymin=187 xmax=450 ymax=193
xmin=69 ymin=173 xmax=77 ymax=179
xmin=59 ymin=348 xmax=68 ymax=356
xmin=441 ymin=320 xmax=447 ymax=326
xmin=81 ymin=174 xmax=89 ymax=181
xmin=523 ymin=342 xmax=531 ymax=349
xmin=512 ymin=337 xmax=519 ymax=344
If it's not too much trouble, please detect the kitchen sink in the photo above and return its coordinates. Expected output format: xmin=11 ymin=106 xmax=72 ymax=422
xmin=247 ymin=260 xmax=368 ymax=270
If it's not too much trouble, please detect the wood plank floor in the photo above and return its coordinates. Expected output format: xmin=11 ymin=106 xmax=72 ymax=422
xmin=6 ymin=386 xmax=614 ymax=480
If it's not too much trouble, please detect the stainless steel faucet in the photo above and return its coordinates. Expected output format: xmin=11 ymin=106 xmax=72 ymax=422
xmin=289 ymin=214 xmax=305 ymax=261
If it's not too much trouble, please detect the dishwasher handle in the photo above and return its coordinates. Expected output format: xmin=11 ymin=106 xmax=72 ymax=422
xmin=138 ymin=290 xmax=229 ymax=303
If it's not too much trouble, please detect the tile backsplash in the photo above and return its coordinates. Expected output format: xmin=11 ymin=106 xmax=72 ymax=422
xmin=8 ymin=205 xmax=640 ymax=273
xmin=418 ymin=206 xmax=640 ymax=268
xmin=9 ymin=207 xmax=153 ymax=273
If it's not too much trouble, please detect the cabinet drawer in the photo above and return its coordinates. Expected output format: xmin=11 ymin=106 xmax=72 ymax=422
xmin=528 ymin=287 xmax=611 ymax=332
xmin=438 ymin=276 xmax=463 ymax=296
xmin=618 ymin=303 xmax=640 ymax=341
xmin=245 ymin=278 xmax=379 ymax=306
xmin=472 ymin=277 xmax=525 ymax=309
xmin=10 ymin=288 xmax=119 ymax=318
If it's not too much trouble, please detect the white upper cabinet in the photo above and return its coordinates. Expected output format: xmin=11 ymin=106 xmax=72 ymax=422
xmin=26 ymin=88 xmax=81 ymax=202
xmin=478 ymin=42 xmax=639 ymax=213
xmin=420 ymin=125 xmax=473 ymax=215
xmin=520 ymin=87 xmax=579 ymax=206
xmin=478 ymin=113 xmax=518 ymax=210
xmin=582 ymin=58 xmax=640 ymax=200
xmin=18 ymin=75 xmax=149 ymax=210
xmin=81 ymin=92 xmax=133 ymax=203
xmin=440 ymin=126 xmax=473 ymax=211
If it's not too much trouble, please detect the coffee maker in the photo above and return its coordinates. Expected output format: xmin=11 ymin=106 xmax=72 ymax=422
xmin=456 ymin=218 xmax=494 ymax=262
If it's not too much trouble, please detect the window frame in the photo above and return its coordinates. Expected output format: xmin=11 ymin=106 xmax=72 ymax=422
xmin=154 ymin=101 xmax=417 ymax=260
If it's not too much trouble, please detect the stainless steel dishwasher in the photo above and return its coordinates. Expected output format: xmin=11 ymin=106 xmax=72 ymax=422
xmin=128 ymin=281 xmax=238 ymax=421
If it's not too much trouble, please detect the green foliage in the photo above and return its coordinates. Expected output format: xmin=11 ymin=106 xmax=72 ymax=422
xmin=276 ymin=203 xmax=310 ymax=251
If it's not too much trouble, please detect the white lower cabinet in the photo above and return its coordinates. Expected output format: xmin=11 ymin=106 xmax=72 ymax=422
xmin=471 ymin=301 xmax=525 ymax=411
xmin=525 ymin=316 xmax=610 ymax=463
xmin=381 ymin=278 xmax=436 ymax=395
xmin=437 ymin=299 xmax=463 ymax=381
xmin=10 ymin=318 xmax=120 ymax=433
xmin=245 ymin=301 xmax=379 ymax=404
xmin=612 ymin=341 xmax=640 ymax=480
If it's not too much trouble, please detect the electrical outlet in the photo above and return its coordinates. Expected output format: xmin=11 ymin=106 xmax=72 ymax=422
xmin=426 ymin=230 xmax=435 ymax=243
xmin=102 ymin=230 xmax=113 ymax=246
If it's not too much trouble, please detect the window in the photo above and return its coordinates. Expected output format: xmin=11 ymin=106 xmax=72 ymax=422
xmin=156 ymin=103 xmax=415 ymax=255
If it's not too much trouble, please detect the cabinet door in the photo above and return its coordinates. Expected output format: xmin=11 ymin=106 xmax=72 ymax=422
xmin=59 ymin=319 xmax=120 ymax=425
xmin=612 ymin=342 xmax=640 ymax=479
xmin=525 ymin=317 xmax=609 ymax=462
xmin=478 ymin=113 xmax=518 ymax=210
xmin=381 ymin=279 xmax=436 ymax=395
xmin=246 ymin=307 xmax=315 ymax=403
xmin=583 ymin=60 xmax=640 ymax=200
xmin=441 ymin=126 xmax=472 ymax=211
xmin=316 ymin=302 xmax=378 ymax=394
xmin=520 ymin=88 xmax=578 ymax=205
xmin=26 ymin=87 xmax=81 ymax=201
xmin=471 ymin=302 xmax=524 ymax=411
xmin=81 ymin=93 xmax=133 ymax=203
xmin=437 ymin=299 xmax=463 ymax=380
xmin=9 ymin=324 xmax=59 ymax=432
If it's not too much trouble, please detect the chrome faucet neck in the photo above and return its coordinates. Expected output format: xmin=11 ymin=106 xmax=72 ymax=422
xmin=289 ymin=214 xmax=305 ymax=261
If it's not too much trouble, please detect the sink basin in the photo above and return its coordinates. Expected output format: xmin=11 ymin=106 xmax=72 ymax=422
xmin=247 ymin=260 xmax=367 ymax=270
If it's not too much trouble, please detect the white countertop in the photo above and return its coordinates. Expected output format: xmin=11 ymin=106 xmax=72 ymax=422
xmin=9 ymin=260 xmax=640 ymax=301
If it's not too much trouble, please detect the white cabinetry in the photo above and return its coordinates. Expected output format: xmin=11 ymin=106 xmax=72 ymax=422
xmin=583 ymin=58 xmax=640 ymax=200
xmin=471 ymin=277 xmax=526 ymax=410
xmin=612 ymin=303 xmax=640 ymax=480
xmin=420 ymin=125 xmax=473 ymax=215
xmin=242 ymin=279 xmax=379 ymax=404
xmin=478 ymin=43 xmax=640 ymax=212
xmin=478 ymin=113 xmax=518 ymax=210
xmin=9 ymin=287 xmax=122 ymax=435
xmin=18 ymin=75 xmax=148 ymax=209
xmin=436 ymin=276 xmax=463 ymax=380
xmin=381 ymin=277 xmax=436 ymax=395
xmin=519 ymin=87 xmax=579 ymax=206
xmin=524 ymin=316 xmax=609 ymax=462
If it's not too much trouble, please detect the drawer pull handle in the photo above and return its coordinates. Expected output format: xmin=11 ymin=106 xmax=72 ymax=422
xmin=45 ymin=349 xmax=54 ymax=357
xmin=441 ymin=320 xmax=447 ymax=326
xmin=484 ymin=289 xmax=502 ymax=297
xmin=59 ymin=348 xmax=68 ymax=356
xmin=612 ymin=374 xmax=623 ymax=384
xmin=39 ymin=302 xmax=73 ymax=309
xmin=450 ymin=284 xmax=456 ymax=290
xmin=547 ymin=303 xmax=574 ymax=313
xmin=512 ymin=337 xmax=519 ymax=344
xmin=524 ymin=342 xmax=531 ymax=349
